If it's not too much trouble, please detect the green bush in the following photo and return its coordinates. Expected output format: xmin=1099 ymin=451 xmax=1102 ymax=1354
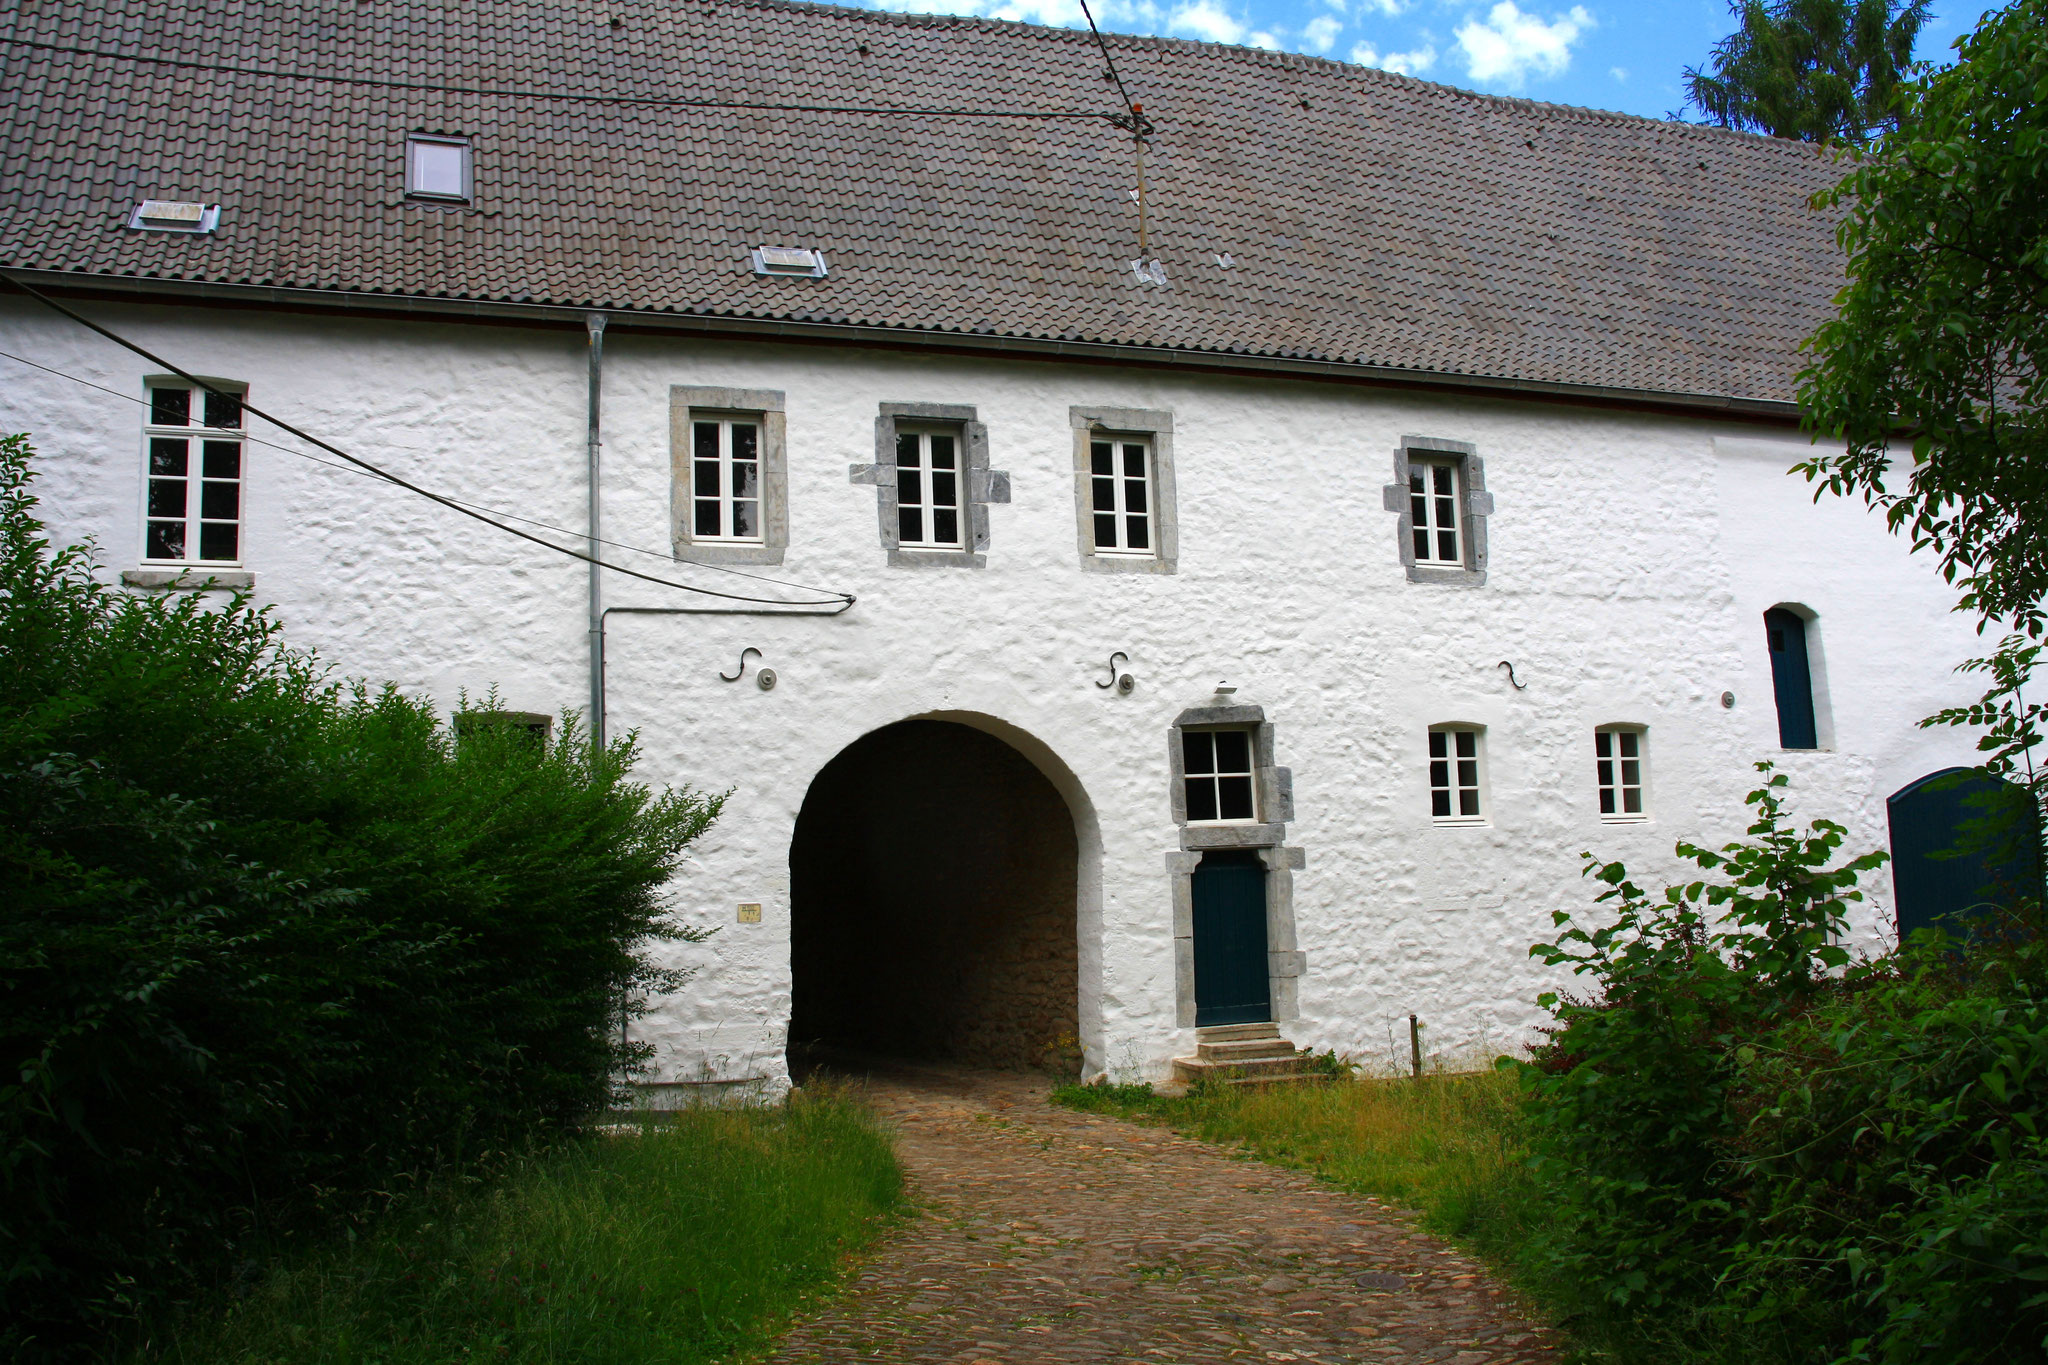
xmin=1523 ymin=764 xmax=2048 ymax=1362
xmin=0 ymin=434 xmax=723 ymax=1358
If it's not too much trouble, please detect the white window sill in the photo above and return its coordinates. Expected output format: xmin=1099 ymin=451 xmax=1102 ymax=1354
xmin=1600 ymin=815 xmax=1652 ymax=825
xmin=123 ymin=567 xmax=254 ymax=590
xmin=1432 ymin=817 xmax=1489 ymax=829
xmin=1092 ymin=550 xmax=1157 ymax=560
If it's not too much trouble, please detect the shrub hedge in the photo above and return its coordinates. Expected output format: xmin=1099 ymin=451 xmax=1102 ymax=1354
xmin=0 ymin=434 xmax=724 ymax=1358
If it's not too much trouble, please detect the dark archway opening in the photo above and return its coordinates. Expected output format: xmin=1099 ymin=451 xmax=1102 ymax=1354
xmin=789 ymin=719 xmax=1079 ymax=1073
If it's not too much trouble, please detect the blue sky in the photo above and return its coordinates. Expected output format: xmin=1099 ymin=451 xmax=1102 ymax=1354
xmin=845 ymin=0 xmax=1999 ymax=120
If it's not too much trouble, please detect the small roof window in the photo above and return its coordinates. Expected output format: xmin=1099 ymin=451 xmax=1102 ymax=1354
xmin=406 ymin=134 xmax=472 ymax=203
xmin=128 ymin=200 xmax=219 ymax=233
xmin=750 ymin=246 xmax=828 ymax=278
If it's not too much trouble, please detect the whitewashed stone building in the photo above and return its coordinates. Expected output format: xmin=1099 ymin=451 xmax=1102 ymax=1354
xmin=0 ymin=0 xmax=1988 ymax=1091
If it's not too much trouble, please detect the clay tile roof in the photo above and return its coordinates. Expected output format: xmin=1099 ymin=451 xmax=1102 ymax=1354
xmin=0 ymin=0 xmax=1848 ymax=405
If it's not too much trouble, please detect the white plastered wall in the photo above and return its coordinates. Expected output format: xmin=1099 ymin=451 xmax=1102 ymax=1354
xmin=0 ymin=297 xmax=1989 ymax=1086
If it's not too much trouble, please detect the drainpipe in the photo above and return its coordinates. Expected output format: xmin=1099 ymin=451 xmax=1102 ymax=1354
xmin=586 ymin=312 xmax=607 ymax=747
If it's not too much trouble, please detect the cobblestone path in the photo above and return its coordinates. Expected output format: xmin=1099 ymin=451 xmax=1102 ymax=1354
xmin=765 ymin=1062 xmax=1561 ymax=1364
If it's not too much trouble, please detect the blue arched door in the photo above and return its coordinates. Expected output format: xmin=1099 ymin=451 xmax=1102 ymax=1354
xmin=1887 ymin=767 xmax=2040 ymax=941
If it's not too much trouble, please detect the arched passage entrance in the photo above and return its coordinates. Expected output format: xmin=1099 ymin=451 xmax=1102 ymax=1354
xmin=789 ymin=719 xmax=1081 ymax=1072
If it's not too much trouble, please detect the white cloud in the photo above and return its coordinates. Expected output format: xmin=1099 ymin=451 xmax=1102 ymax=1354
xmin=1168 ymin=0 xmax=1247 ymax=43
xmin=1609 ymin=65 xmax=1627 ymax=82
xmin=1302 ymin=14 xmax=1342 ymax=52
xmin=1249 ymin=28 xmax=1282 ymax=48
xmin=1360 ymin=0 xmax=1406 ymax=12
xmin=1454 ymin=2 xmax=1592 ymax=87
xmin=1350 ymin=40 xmax=1436 ymax=74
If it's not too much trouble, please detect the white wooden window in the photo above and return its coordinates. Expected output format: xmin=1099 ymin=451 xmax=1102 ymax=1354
xmin=406 ymin=134 xmax=471 ymax=201
xmin=1596 ymin=728 xmax=1647 ymax=820
xmin=1409 ymin=458 xmax=1462 ymax=565
xmin=1429 ymin=727 xmax=1484 ymax=822
xmin=1183 ymin=728 xmax=1256 ymax=822
xmin=143 ymin=382 xmax=245 ymax=564
xmin=1090 ymin=435 xmax=1154 ymax=556
xmin=895 ymin=427 xmax=964 ymax=549
xmin=691 ymin=415 xmax=764 ymax=543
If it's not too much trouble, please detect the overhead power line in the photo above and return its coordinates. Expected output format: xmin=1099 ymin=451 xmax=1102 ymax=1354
xmin=1 ymin=37 xmax=1139 ymax=128
xmin=0 ymin=271 xmax=854 ymax=610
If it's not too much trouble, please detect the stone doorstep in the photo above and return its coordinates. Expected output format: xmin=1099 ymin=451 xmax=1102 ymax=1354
xmin=1166 ymin=1027 xmax=1331 ymax=1093
xmin=1197 ymin=1038 xmax=1300 ymax=1062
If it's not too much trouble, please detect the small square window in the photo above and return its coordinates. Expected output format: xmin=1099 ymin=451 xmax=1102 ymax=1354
xmin=1409 ymin=458 xmax=1462 ymax=566
xmin=1183 ymin=728 xmax=1256 ymax=823
xmin=895 ymin=427 xmax=965 ymax=550
xmin=1429 ymin=727 xmax=1485 ymax=824
xmin=407 ymin=135 xmax=472 ymax=202
xmin=1090 ymin=436 xmax=1154 ymax=557
xmin=1596 ymin=728 xmax=1647 ymax=820
xmin=691 ymin=414 xmax=766 ymax=543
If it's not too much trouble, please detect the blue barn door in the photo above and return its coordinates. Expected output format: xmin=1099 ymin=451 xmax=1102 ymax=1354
xmin=1192 ymin=850 xmax=1271 ymax=1027
xmin=1887 ymin=767 xmax=2041 ymax=942
xmin=1765 ymin=608 xmax=1818 ymax=749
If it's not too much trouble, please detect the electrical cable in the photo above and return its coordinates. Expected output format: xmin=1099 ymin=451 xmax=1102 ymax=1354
xmin=1 ymin=37 xmax=1126 ymax=127
xmin=0 ymin=271 xmax=854 ymax=609
xmin=0 ymin=344 xmax=846 ymax=599
xmin=1075 ymin=0 xmax=1151 ymax=136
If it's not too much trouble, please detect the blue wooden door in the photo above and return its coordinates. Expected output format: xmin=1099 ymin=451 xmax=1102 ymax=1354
xmin=1888 ymin=767 xmax=2040 ymax=942
xmin=1764 ymin=608 xmax=1818 ymax=750
xmin=1192 ymin=850 xmax=1271 ymax=1027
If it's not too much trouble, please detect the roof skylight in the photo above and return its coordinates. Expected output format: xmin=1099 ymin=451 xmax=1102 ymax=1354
xmin=750 ymin=246 xmax=828 ymax=279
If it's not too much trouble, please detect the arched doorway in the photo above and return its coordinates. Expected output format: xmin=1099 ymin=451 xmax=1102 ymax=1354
xmin=1888 ymin=766 xmax=2041 ymax=941
xmin=789 ymin=719 xmax=1080 ymax=1072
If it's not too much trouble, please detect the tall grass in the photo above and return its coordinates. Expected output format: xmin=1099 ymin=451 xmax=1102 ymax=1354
xmin=1056 ymin=1071 xmax=1542 ymax=1266
xmin=134 ymin=1092 xmax=901 ymax=1365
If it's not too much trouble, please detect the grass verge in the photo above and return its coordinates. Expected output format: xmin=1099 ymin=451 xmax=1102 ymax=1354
xmin=134 ymin=1089 xmax=901 ymax=1365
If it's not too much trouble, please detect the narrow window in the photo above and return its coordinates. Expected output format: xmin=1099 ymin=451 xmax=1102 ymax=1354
xmin=1765 ymin=608 xmax=1818 ymax=749
xmin=691 ymin=415 xmax=764 ymax=543
xmin=1429 ymin=727 xmax=1483 ymax=822
xmin=1090 ymin=435 xmax=1153 ymax=556
xmin=895 ymin=427 xmax=963 ymax=550
xmin=1595 ymin=728 xmax=1646 ymax=819
xmin=1183 ymin=729 xmax=1256 ymax=823
xmin=406 ymin=134 xmax=472 ymax=202
xmin=1409 ymin=458 xmax=1461 ymax=565
xmin=143 ymin=382 xmax=244 ymax=564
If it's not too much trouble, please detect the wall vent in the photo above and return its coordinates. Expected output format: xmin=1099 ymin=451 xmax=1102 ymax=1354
xmin=750 ymin=246 xmax=828 ymax=278
xmin=129 ymin=200 xmax=220 ymax=233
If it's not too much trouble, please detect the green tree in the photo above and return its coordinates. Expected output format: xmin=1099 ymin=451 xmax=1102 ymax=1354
xmin=1798 ymin=0 xmax=2048 ymax=635
xmin=1684 ymin=0 xmax=1930 ymax=144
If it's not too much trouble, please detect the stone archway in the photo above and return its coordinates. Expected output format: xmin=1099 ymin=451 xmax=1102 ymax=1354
xmin=789 ymin=719 xmax=1081 ymax=1072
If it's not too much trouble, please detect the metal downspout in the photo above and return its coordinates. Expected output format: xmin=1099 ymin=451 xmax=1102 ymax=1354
xmin=586 ymin=312 xmax=607 ymax=747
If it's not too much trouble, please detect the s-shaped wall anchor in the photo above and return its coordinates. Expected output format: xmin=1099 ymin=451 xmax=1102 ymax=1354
xmin=720 ymin=646 xmax=762 ymax=682
xmin=1096 ymin=651 xmax=1130 ymax=689
xmin=1497 ymin=660 xmax=1528 ymax=691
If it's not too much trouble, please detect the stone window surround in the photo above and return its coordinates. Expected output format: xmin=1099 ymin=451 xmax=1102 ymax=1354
xmin=849 ymin=402 xmax=1010 ymax=568
xmin=670 ymin=385 xmax=789 ymax=566
xmin=1070 ymin=406 xmax=1178 ymax=575
xmin=1383 ymin=434 xmax=1493 ymax=586
xmin=1164 ymin=701 xmax=1306 ymax=1028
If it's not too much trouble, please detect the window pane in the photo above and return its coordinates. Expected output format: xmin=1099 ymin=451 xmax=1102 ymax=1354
xmin=1623 ymin=789 xmax=1642 ymax=814
xmin=410 ymin=139 xmax=466 ymax=197
xmin=148 ymin=478 xmax=185 ymax=517
xmin=1432 ymin=464 xmax=1453 ymax=495
xmin=1619 ymin=732 xmax=1639 ymax=758
xmin=1125 ymin=516 xmax=1150 ymax=550
xmin=898 ymin=467 xmax=921 ymax=504
xmin=896 ymin=431 xmax=921 ymax=465
xmin=202 ymin=441 xmax=240 ymax=478
xmin=1409 ymin=468 xmax=1424 ymax=494
xmin=1122 ymin=443 xmax=1146 ymax=476
xmin=1218 ymin=776 xmax=1255 ymax=821
xmin=899 ymin=507 xmax=923 ymax=543
xmin=1124 ymin=477 xmax=1148 ymax=515
xmin=1437 ymin=529 xmax=1457 ymax=561
xmin=1186 ymin=777 xmax=1219 ymax=823
xmin=198 ymin=522 xmax=238 ymax=561
xmin=694 ymin=422 xmax=719 ymax=460
xmin=200 ymin=480 xmax=238 ymax=519
xmin=1092 ymin=476 xmax=1116 ymax=513
xmin=1459 ymin=789 xmax=1480 ymax=816
xmin=1435 ymin=496 xmax=1456 ymax=529
xmin=694 ymin=460 xmax=720 ymax=497
xmin=694 ymin=500 xmax=720 ymax=536
xmin=1455 ymin=731 xmax=1475 ymax=758
xmin=733 ymin=462 xmax=759 ymax=500
xmin=203 ymin=390 xmax=243 ymax=429
xmin=1183 ymin=731 xmax=1214 ymax=775
xmin=732 ymin=424 xmax=757 ymax=460
xmin=931 ymin=471 xmax=957 ymax=508
xmin=1430 ymin=760 xmax=1448 ymax=787
xmin=146 ymin=521 xmax=185 ymax=559
xmin=150 ymin=387 xmax=190 ymax=426
xmin=1600 ymin=789 xmax=1616 ymax=814
xmin=930 ymin=434 xmax=955 ymax=468
xmin=1091 ymin=442 xmax=1113 ymax=476
xmin=1621 ymin=760 xmax=1640 ymax=786
xmin=1457 ymin=759 xmax=1478 ymax=787
xmin=150 ymin=437 xmax=188 ymax=475
xmin=1429 ymin=732 xmax=1447 ymax=759
xmin=732 ymin=500 xmax=758 ymax=538
xmin=1597 ymin=760 xmax=1613 ymax=786
xmin=1213 ymin=729 xmax=1251 ymax=774
xmin=933 ymin=509 xmax=959 ymax=545
xmin=1432 ymin=789 xmax=1451 ymax=817
xmin=1595 ymin=731 xmax=1612 ymax=758
xmin=1412 ymin=527 xmax=1429 ymax=560
xmin=1093 ymin=512 xmax=1117 ymax=547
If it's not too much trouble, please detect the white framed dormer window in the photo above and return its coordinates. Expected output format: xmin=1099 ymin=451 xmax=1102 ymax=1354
xmin=690 ymin=413 xmax=765 ymax=543
xmin=406 ymin=134 xmax=472 ymax=203
xmin=1409 ymin=457 xmax=1462 ymax=565
xmin=1090 ymin=434 xmax=1155 ymax=557
xmin=143 ymin=381 xmax=245 ymax=564
xmin=1429 ymin=725 xmax=1486 ymax=824
xmin=1595 ymin=727 xmax=1648 ymax=821
xmin=894 ymin=426 xmax=965 ymax=550
xmin=1182 ymin=728 xmax=1257 ymax=823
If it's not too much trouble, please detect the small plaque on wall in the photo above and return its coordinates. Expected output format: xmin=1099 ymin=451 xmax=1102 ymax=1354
xmin=736 ymin=902 xmax=763 ymax=924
